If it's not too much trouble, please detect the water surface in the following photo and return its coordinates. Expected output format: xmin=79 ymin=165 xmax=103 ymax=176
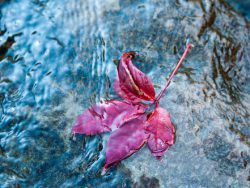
xmin=0 ymin=0 xmax=249 ymax=187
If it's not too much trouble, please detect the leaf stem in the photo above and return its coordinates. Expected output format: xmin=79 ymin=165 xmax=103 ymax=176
xmin=155 ymin=43 xmax=193 ymax=102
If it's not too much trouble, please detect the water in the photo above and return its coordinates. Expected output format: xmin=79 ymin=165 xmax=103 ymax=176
xmin=0 ymin=0 xmax=249 ymax=187
xmin=225 ymin=0 xmax=250 ymax=20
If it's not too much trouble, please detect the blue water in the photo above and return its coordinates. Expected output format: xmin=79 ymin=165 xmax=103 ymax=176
xmin=0 ymin=0 xmax=249 ymax=187
xmin=225 ymin=0 xmax=250 ymax=20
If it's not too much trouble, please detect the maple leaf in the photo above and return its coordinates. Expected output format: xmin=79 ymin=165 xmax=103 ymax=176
xmin=145 ymin=107 xmax=175 ymax=159
xmin=72 ymin=43 xmax=193 ymax=174
xmin=72 ymin=100 xmax=147 ymax=135
xmin=115 ymin=52 xmax=156 ymax=102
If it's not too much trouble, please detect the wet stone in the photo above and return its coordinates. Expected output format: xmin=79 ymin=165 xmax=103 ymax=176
xmin=134 ymin=175 xmax=160 ymax=188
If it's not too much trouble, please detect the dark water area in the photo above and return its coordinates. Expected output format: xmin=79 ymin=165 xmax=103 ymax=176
xmin=0 ymin=0 xmax=249 ymax=187
xmin=225 ymin=0 xmax=250 ymax=20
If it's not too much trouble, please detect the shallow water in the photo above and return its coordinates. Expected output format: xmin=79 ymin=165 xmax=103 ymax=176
xmin=0 ymin=0 xmax=249 ymax=187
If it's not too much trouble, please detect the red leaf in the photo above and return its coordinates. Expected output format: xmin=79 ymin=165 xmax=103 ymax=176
xmin=117 ymin=52 xmax=156 ymax=102
xmin=103 ymin=117 xmax=147 ymax=172
xmin=114 ymin=79 xmax=142 ymax=103
xmin=145 ymin=107 xmax=175 ymax=159
xmin=72 ymin=100 xmax=147 ymax=135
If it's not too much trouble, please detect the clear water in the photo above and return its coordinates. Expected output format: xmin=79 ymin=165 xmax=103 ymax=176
xmin=0 ymin=0 xmax=249 ymax=187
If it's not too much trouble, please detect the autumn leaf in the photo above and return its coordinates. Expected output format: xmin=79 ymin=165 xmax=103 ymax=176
xmin=114 ymin=79 xmax=142 ymax=103
xmin=72 ymin=100 xmax=147 ymax=135
xmin=145 ymin=107 xmax=175 ymax=159
xmin=72 ymin=42 xmax=193 ymax=174
xmin=103 ymin=117 xmax=148 ymax=174
xmin=116 ymin=52 xmax=156 ymax=102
